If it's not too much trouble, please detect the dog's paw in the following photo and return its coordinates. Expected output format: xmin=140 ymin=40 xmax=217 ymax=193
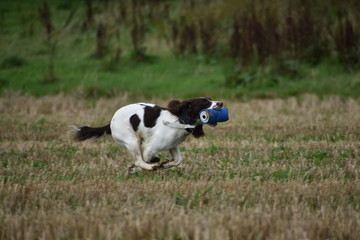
xmin=128 ymin=164 xmax=142 ymax=174
xmin=127 ymin=164 xmax=136 ymax=174
xmin=158 ymin=159 xmax=171 ymax=168
xmin=152 ymin=165 xmax=160 ymax=171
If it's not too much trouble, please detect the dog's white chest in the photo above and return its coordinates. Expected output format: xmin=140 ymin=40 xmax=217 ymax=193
xmin=141 ymin=112 xmax=190 ymax=152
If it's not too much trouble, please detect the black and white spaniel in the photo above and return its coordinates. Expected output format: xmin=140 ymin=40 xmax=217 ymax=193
xmin=74 ymin=97 xmax=224 ymax=173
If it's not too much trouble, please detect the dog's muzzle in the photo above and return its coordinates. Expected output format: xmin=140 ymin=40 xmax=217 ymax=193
xmin=212 ymin=101 xmax=224 ymax=110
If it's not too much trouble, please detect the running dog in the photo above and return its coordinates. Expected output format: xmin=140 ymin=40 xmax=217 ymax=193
xmin=74 ymin=97 xmax=224 ymax=173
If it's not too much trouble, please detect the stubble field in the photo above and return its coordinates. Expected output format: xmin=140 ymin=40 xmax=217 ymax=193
xmin=0 ymin=93 xmax=359 ymax=240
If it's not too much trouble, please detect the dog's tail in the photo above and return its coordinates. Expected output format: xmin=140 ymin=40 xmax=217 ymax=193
xmin=73 ymin=124 xmax=111 ymax=141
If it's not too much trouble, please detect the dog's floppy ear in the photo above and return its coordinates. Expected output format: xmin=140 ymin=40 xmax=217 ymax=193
xmin=167 ymin=99 xmax=181 ymax=109
xmin=168 ymin=100 xmax=199 ymax=125
xmin=177 ymin=101 xmax=197 ymax=125
xmin=192 ymin=125 xmax=205 ymax=138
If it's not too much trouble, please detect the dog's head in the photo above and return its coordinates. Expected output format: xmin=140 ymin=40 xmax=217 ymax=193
xmin=168 ymin=97 xmax=224 ymax=138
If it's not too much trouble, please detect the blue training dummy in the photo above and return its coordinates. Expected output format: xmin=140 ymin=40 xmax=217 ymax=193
xmin=199 ymin=108 xmax=229 ymax=124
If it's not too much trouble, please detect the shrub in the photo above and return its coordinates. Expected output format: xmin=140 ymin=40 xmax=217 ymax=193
xmin=1 ymin=56 xmax=27 ymax=69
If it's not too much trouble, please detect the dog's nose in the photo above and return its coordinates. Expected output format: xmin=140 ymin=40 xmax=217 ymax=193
xmin=213 ymin=101 xmax=223 ymax=109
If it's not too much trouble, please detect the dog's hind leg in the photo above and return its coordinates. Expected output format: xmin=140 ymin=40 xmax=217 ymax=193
xmin=126 ymin=140 xmax=157 ymax=173
xmin=142 ymin=147 xmax=157 ymax=164
xmin=128 ymin=153 xmax=156 ymax=174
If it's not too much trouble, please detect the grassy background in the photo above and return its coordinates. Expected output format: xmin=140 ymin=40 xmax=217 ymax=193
xmin=0 ymin=93 xmax=359 ymax=239
xmin=0 ymin=0 xmax=360 ymax=99
xmin=1 ymin=1 xmax=360 ymax=239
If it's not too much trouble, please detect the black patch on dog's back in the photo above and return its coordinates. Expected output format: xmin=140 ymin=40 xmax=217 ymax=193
xmin=143 ymin=105 xmax=162 ymax=128
xmin=130 ymin=114 xmax=141 ymax=131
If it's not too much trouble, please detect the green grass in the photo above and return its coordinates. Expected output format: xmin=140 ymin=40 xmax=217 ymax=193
xmin=0 ymin=0 xmax=360 ymax=99
xmin=1 ymin=49 xmax=359 ymax=99
xmin=0 ymin=52 xmax=225 ymax=98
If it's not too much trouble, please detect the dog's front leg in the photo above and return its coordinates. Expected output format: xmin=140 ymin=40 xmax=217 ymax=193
xmin=161 ymin=146 xmax=183 ymax=169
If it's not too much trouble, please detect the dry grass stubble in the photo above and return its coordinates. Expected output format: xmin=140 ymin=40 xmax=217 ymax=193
xmin=0 ymin=93 xmax=359 ymax=239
